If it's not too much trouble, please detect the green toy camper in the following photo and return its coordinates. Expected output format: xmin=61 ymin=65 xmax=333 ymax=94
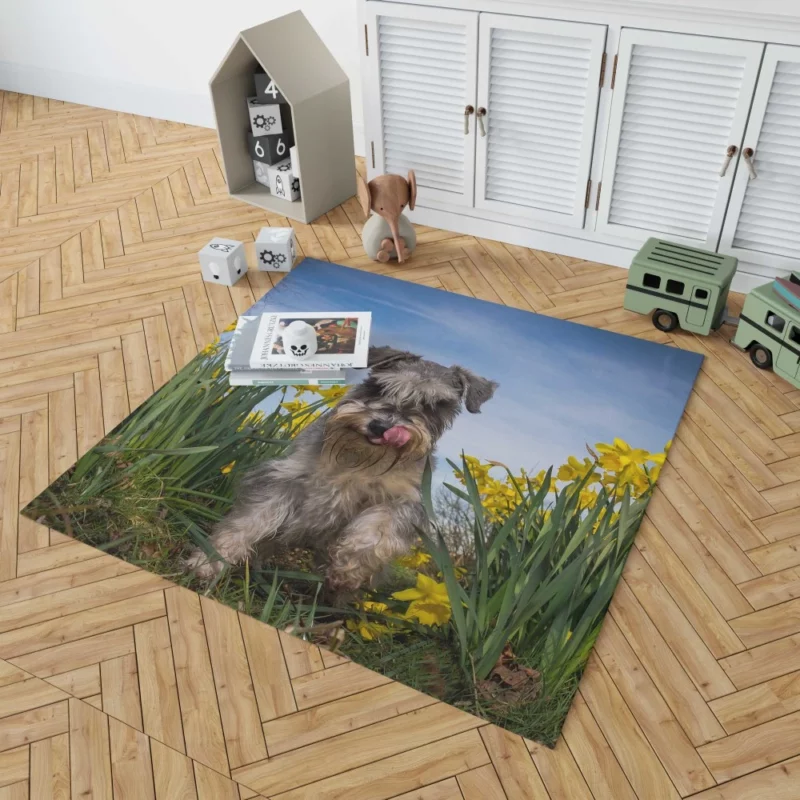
xmin=733 ymin=274 xmax=800 ymax=384
xmin=624 ymin=239 xmax=738 ymax=335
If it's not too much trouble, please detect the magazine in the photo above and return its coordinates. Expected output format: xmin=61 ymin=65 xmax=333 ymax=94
xmin=249 ymin=312 xmax=371 ymax=371
xmin=224 ymin=316 xmax=345 ymax=385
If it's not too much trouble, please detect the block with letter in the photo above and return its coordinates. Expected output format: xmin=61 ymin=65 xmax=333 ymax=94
xmin=267 ymin=159 xmax=300 ymax=201
xmin=248 ymin=130 xmax=294 ymax=166
xmin=255 ymin=226 xmax=296 ymax=272
xmin=247 ymin=97 xmax=292 ymax=136
xmin=198 ymin=237 xmax=247 ymax=285
xmin=254 ymin=70 xmax=287 ymax=104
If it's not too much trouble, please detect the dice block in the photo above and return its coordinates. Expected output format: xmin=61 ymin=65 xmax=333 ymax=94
xmin=247 ymin=97 xmax=292 ymax=137
xmin=290 ymin=145 xmax=301 ymax=178
xmin=248 ymin=130 xmax=294 ymax=166
xmin=253 ymin=161 xmax=271 ymax=188
xmin=255 ymin=227 xmax=296 ymax=273
xmin=267 ymin=159 xmax=300 ymax=201
xmin=198 ymin=238 xmax=247 ymax=286
xmin=254 ymin=70 xmax=288 ymax=105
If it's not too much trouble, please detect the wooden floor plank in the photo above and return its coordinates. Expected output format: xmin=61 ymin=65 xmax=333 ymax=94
xmin=150 ymin=739 xmax=198 ymax=800
xmin=29 ymin=733 xmax=70 ymax=799
xmin=69 ymin=698 xmax=113 ymax=799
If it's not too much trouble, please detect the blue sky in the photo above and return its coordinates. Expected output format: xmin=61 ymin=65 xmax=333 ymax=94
xmin=244 ymin=259 xmax=702 ymax=483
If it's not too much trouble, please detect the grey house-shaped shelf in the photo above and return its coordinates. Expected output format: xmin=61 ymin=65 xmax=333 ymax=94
xmin=210 ymin=11 xmax=356 ymax=223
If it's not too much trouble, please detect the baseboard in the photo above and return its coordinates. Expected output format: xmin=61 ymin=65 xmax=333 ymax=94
xmin=0 ymin=61 xmax=367 ymax=156
xmin=408 ymin=204 xmax=776 ymax=296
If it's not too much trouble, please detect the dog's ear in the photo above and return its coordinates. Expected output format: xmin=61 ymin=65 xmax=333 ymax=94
xmin=368 ymin=346 xmax=421 ymax=371
xmin=450 ymin=367 xmax=498 ymax=413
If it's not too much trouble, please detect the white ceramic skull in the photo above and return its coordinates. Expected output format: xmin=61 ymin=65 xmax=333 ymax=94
xmin=282 ymin=320 xmax=318 ymax=359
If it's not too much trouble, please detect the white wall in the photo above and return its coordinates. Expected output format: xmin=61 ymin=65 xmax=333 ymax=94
xmin=0 ymin=0 xmax=365 ymax=153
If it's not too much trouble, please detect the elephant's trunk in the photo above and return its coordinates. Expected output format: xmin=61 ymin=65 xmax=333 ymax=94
xmin=387 ymin=217 xmax=404 ymax=263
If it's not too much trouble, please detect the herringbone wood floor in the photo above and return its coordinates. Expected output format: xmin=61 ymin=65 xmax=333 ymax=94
xmin=1 ymin=92 xmax=799 ymax=800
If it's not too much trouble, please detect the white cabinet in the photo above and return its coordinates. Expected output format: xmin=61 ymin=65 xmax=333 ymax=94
xmin=595 ymin=29 xmax=764 ymax=248
xmin=719 ymin=44 xmax=800 ymax=271
xmin=474 ymin=14 xmax=606 ymax=228
xmin=364 ymin=1 xmax=478 ymax=206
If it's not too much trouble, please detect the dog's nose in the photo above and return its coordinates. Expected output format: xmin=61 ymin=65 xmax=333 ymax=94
xmin=367 ymin=420 xmax=391 ymax=438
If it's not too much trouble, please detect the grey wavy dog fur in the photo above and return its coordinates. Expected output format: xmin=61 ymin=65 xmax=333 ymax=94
xmin=185 ymin=346 xmax=498 ymax=592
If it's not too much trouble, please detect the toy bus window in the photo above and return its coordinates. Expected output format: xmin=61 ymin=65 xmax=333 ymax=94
xmin=790 ymin=327 xmax=800 ymax=346
xmin=643 ymin=273 xmax=660 ymax=289
xmin=666 ymin=279 xmax=685 ymax=295
xmin=766 ymin=311 xmax=786 ymax=333
xmin=696 ymin=289 xmax=709 ymax=300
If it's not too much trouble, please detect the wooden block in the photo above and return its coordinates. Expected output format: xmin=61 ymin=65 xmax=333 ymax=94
xmin=193 ymin=762 xmax=239 ymax=800
xmin=0 ymin=678 xmax=67 ymax=720
xmin=0 ymin=747 xmax=28 ymax=789
xmin=278 ymin=630 xmax=324 ymax=680
xmin=0 ymin=702 xmax=68 ymax=752
xmin=48 ymin=664 xmax=101 ymax=699
xmin=291 ymin=660 xmax=392 ymax=710
xmin=457 ymin=764 xmax=507 ymax=800
xmin=0 ymin=431 xmax=20 ymax=581
xmin=101 ymin=653 xmax=143 ymax=731
xmin=480 ymin=725 xmax=549 ymax=800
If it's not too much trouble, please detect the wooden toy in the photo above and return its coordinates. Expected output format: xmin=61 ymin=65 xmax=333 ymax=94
xmin=255 ymin=226 xmax=296 ymax=272
xmin=254 ymin=69 xmax=287 ymax=105
xmin=253 ymin=161 xmax=270 ymax=188
xmin=267 ymin=159 xmax=300 ymax=201
xmin=357 ymin=171 xmax=417 ymax=263
xmin=624 ymin=238 xmax=800 ymax=390
xmin=734 ymin=274 xmax=800 ymax=384
xmin=623 ymin=239 xmax=738 ymax=335
xmin=247 ymin=97 xmax=292 ymax=137
xmin=198 ymin=238 xmax=247 ymax=286
xmin=248 ymin=130 xmax=294 ymax=166
xmin=290 ymin=145 xmax=301 ymax=178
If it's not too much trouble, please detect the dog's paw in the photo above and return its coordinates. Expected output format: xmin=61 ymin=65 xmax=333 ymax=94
xmin=184 ymin=548 xmax=225 ymax=581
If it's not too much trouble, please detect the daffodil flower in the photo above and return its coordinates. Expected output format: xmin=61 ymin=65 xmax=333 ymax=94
xmin=392 ymin=573 xmax=452 ymax=626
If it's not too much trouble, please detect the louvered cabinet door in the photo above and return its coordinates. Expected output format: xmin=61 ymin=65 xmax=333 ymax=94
xmin=596 ymin=30 xmax=764 ymax=248
xmin=719 ymin=45 xmax=800 ymax=270
xmin=474 ymin=15 xmax=607 ymax=227
xmin=364 ymin=1 xmax=478 ymax=206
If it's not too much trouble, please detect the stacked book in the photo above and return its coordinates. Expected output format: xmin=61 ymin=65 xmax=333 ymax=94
xmin=225 ymin=312 xmax=371 ymax=387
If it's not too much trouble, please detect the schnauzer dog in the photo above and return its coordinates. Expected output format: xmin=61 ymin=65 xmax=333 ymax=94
xmin=186 ymin=346 xmax=497 ymax=592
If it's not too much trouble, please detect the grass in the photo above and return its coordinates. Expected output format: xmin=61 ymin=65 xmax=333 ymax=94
xmin=23 ymin=329 xmax=662 ymax=748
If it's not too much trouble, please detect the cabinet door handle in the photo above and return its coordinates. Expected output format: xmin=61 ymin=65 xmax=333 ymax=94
xmin=476 ymin=107 xmax=487 ymax=137
xmin=743 ymin=147 xmax=757 ymax=180
xmin=719 ymin=144 xmax=737 ymax=177
xmin=464 ymin=105 xmax=475 ymax=135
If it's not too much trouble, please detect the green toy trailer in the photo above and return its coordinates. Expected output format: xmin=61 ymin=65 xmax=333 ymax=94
xmin=733 ymin=275 xmax=800 ymax=384
xmin=623 ymin=239 xmax=738 ymax=335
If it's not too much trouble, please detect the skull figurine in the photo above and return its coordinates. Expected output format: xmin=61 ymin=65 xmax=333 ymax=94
xmin=281 ymin=320 xmax=318 ymax=360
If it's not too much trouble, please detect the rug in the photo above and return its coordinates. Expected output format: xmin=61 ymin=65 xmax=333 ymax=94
xmin=23 ymin=258 xmax=703 ymax=746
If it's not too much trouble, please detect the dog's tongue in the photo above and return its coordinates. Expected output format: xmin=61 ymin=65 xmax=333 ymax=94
xmin=382 ymin=425 xmax=411 ymax=447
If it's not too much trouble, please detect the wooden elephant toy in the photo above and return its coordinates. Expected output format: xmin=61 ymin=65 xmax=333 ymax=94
xmin=357 ymin=170 xmax=417 ymax=263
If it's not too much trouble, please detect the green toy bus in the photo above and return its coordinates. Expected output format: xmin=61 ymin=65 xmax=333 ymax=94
xmin=623 ymin=238 xmax=800 ymax=390
xmin=623 ymin=239 xmax=738 ymax=335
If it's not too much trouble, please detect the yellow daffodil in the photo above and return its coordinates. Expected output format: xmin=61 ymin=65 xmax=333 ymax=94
xmin=220 ymin=461 xmax=236 ymax=474
xmin=396 ymin=548 xmax=432 ymax=569
xmin=392 ymin=573 xmax=451 ymax=626
xmin=557 ymin=455 xmax=600 ymax=484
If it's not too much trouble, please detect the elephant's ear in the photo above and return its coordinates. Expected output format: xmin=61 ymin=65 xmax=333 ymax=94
xmin=407 ymin=170 xmax=417 ymax=211
xmin=357 ymin=172 xmax=372 ymax=217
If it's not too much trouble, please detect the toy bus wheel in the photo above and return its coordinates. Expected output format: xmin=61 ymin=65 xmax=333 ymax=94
xmin=750 ymin=344 xmax=773 ymax=370
xmin=652 ymin=309 xmax=679 ymax=332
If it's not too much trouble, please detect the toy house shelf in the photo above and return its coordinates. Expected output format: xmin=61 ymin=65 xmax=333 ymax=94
xmin=210 ymin=11 xmax=356 ymax=224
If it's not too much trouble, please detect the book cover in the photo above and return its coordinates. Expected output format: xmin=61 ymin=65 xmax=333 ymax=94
xmin=249 ymin=312 xmax=371 ymax=371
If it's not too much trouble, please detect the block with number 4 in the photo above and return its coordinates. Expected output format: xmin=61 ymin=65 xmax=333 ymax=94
xmin=254 ymin=70 xmax=287 ymax=104
xmin=247 ymin=97 xmax=292 ymax=137
xmin=255 ymin=227 xmax=296 ymax=272
xmin=248 ymin=130 xmax=294 ymax=166
xmin=267 ymin=159 xmax=300 ymax=201
xmin=198 ymin=238 xmax=247 ymax=285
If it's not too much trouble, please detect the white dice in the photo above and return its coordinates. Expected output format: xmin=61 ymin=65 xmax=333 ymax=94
xmin=255 ymin=227 xmax=296 ymax=273
xmin=267 ymin=158 xmax=300 ymax=201
xmin=198 ymin=238 xmax=247 ymax=286
xmin=253 ymin=160 xmax=271 ymax=189
xmin=289 ymin=145 xmax=301 ymax=178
